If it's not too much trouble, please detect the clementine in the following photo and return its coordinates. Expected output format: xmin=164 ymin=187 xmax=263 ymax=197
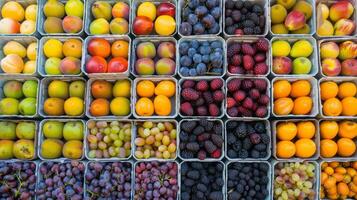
xmin=320 ymin=81 xmax=339 ymax=101
xmin=273 ymin=80 xmax=291 ymax=99
xmin=320 ymin=121 xmax=339 ymax=139
xmin=290 ymin=80 xmax=311 ymax=98
xmin=338 ymin=82 xmax=357 ymax=99
xmin=136 ymin=80 xmax=155 ymax=97
xmin=323 ymin=98 xmax=342 ymax=116
xmin=341 ymin=97 xmax=357 ymax=116
xmin=43 ymin=97 xmax=65 ymax=116
xmin=111 ymin=40 xmax=129 ymax=58
xmin=276 ymin=122 xmax=297 ymax=141
xmin=294 ymin=138 xmax=316 ymax=158
xmin=273 ymin=97 xmax=294 ymax=115
xmin=320 ymin=139 xmax=338 ymax=158
xmin=296 ymin=121 xmax=315 ymax=139
xmin=276 ymin=140 xmax=296 ymax=158
xmin=89 ymin=98 xmax=110 ymax=116
xmin=292 ymin=96 xmax=312 ymax=115
xmin=337 ymin=138 xmax=356 ymax=157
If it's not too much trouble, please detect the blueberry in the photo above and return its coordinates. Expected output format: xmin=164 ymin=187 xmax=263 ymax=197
xmin=202 ymin=55 xmax=210 ymax=63
xmin=202 ymin=14 xmax=215 ymax=28
xmin=179 ymin=42 xmax=190 ymax=55
xmin=211 ymin=68 xmax=222 ymax=74
xmin=180 ymin=55 xmax=192 ymax=67
xmin=202 ymin=41 xmax=209 ymax=46
xmin=210 ymin=7 xmax=221 ymax=19
xmin=196 ymin=63 xmax=207 ymax=75
xmin=214 ymin=48 xmax=223 ymax=53
xmin=189 ymin=68 xmax=198 ymax=76
xmin=180 ymin=67 xmax=190 ymax=76
xmin=188 ymin=14 xmax=198 ymax=25
xmin=199 ymin=46 xmax=211 ymax=55
xmin=183 ymin=7 xmax=192 ymax=17
xmin=195 ymin=6 xmax=208 ymax=17
xmin=193 ymin=54 xmax=202 ymax=63
xmin=193 ymin=23 xmax=205 ymax=34
xmin=225 ymin=17 xmax=234 ymax=27
xmin=188 ymin=0 xmax=199 ymax=8
xmin=190 ymin=41 xmax=199 ymax=49
xmin=210 ymin=41 xmax=221 ymax=49
xmin=208 ymin=22 xmax=220 ymax=34
xmin=188 ymin=48 xmax=196 ymax=57
xmin=180 ymin=22 xmax=192 ymax=36
xmin=206 ymin=0 xmax=218 ymax=9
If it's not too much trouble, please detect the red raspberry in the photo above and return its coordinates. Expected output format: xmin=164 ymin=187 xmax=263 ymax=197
xmin=196 ymin=80 xmax=209 ymax=91
xmin=226 ymin=97 xmax=236 ymax=108
xmin=242 ymin=97 xmax=253 ymax=109
xmin=256 ymin=106 xmax=268 ymax=118
xmin=254 ymin=53 xmax=266 ymax=62
xmin=254 ymin=62 xmax=268 ymax=75
xmin=181 ymin=88 xmax=199 ymax=101
xmin=255 ymin=38 xmax=269 ymax=52
xmin=233 ymin=90 xmax=246 ymax=102
xmin=182 ymin=80 xmax=195 ymax=88
xmin=227 ymin=79 xmax=241 ymax=92
xmin=231 ymin=54 xmax=242 ymax=66
xmin=242 ymin=43 xmax=256 ymax=55
xmin=180 ymin=102 xmax=193 ymax=116
xmin=243 ymin=55 xmax=254 ymax=70
xmin=209 ymin=104 xmax=220 ymax=116
xmin=210 ymin=79 xmax=223 ymax=90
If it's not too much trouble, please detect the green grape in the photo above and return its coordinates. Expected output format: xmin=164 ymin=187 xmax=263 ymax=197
xmin=275 ymin=187 xmax=282 ymax=195
xmin=294 ymin=188 xmax=300 ymax=197
xmin=281 ymin=191 xmax=288 ymax=200
xmin=88 ymin=150 xmax=96 ymax=158
xmin=124 ymin=135 xmax=131 ymax=142
xmin=118 ymin=131 xmax=125 ymax=140
xmin=98 ymin=141 xmax=107 ymax=150
xmin=103 ymin=135 xmax=112 ymax=143
xmin=125 ymin=149 xmax=130 ymax=157
xmin=111 ymin=126 xmax=120 ymax=134
xmin=296 ymin=181 xmax=303 ymax=189
xmin=110 ymin=133 xmax=119 ymax=140
xmin=124 ymin=128 xmax=131 ymax=136
xmin=157 ymin=122 xmax=165 ymax=131
xmin=143 ymin=128 xmax=151 ymax=137
xmin=114 ymin=139 xmax=123 ymax=147
xmin=170 ymin=129 xmax=177 ymax=139
xmin=304 ymin=181 xmax=312 ymax=189
xmin=143 ymin=121 xmax=153 ymax=129
xmin=135 ymin=151 xmax=143 ymax=159
xmin=287 ymin=189 xmax=294 ymax=195
xmin=124 ymin=142 xmax=131 ymax=149
xmin=280 ymin=168 xmax=286 ymax=174
xmin=292 ymin=173 xmax=300 ymax=182
xmin=108 ymin=147 xmax=116 ymax=157
xmin=123 ymin=123 xmax=131 ymax=129
xmin=110 ymin=121 xmax=119 ymax=127
xmin=143 ymin=149 xmax=150 ymax=158
xmin=90 ymin=127 xmax=98 ymax=135
xmin=104 ymin=127 xmax=111 ymax=135
xmin=151 ymin=127 xmax=160 ymax=135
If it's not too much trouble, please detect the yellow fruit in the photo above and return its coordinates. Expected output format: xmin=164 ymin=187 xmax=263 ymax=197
xmin=113 ymin=79 xmax=131 ymax=97
xmin=337 ymin=138 xmax=356 ymax=157
xmin=323 ymin=98 xmax=342 ymax=116
xmin=292 ymin=96 xmax=313 ymax=115
xmin=20 ymin=20 xmax=36 ymax=34
xmin=3 ymin=41 xmax=27 ymax=58
xmin=41 ymin=139 xmax=63 ymax=159
xmin=320 ymin=81 xmax=339 ymax=101
xmin=135 ymin=97 xmax=154 ymax=116
xmin=290 ymin=40 xmax=313 ymax=58
xmin=25 ymin=4 xmax=37 ymax=21
xmin=274 ymin=97 xmax=294 ymax=115
xmin=137 ymin=2 xmax=156 ymax=21
xmin=276 ymin=140 xmax=296 ymax=158
xmin=23 ymin=61 xmax=36 ymax=74
xmin=320 ymin=139 xmax=338 ymax=158
xmin=65 ymin=0 xmax=84 ymax=18
xmin=341 ymin=97 xmax=357 ymax=116
xmin=154 ymin=80 xmax=176 ymax=97
xmin=0 ymin=140 xmax=14 ymax=159
xmin=44 ymin=39 xmax=63 ymax=58
xmin=154 ymin=95 xmax=171 ymax=116
xmin=110 ymin=97 xmax=131 ymax=116
xmin=317 ymin=20 xmax=334 ymax=36
xmin=338 ymin=121 xmax=357 ymax=139
xmin=27 ymin=42 xmax=37 ymax=60
xmin=62 ymin=39 xmax=82 ymax=58
xmin=338 ymin=82 xmax=357 ymax=98
xmin=276 ymin=122 xmax=297 ymax=141
xmin=271 ymin=24 xmax=289 ymax=34
xmin=296 ymin=121 xmax=315 ymax=139
xmin=293 ymin=1 xmax=313 ymax=19
xmin=290 ymin=80 xmax=311 ymax=98
xmin=291 ymin=24 xmax=311 ymax=34
xmin=154 ymin=15 xmax=176 ymax=36
xmin=273 ymin=80 xmax=291 ymax=99
xmin=295 ymin=138 xmax=316 ymax=158
xmin=137 ymin=80 xmax=155 ymax=97
xmin=62 ymin=140 xmax=83 ymax=159
xmin=270 ymin=4 xmax=287 ymax=24
xmin=277 ymin=0 xmax=296 ymax=9
xmin=320 ymin=121 xmax=339 ymax=139
xmin=64 ymin=97 xmax=84 ymax=116
xmin=272 ymin=40 xmax=291 ymax=57
xmin=1 ymin=1 xmax=25 ymax=22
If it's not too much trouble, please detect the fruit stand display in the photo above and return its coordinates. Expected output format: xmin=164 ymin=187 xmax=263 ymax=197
xmin=1 ymin=0 xmax=357 ymax=199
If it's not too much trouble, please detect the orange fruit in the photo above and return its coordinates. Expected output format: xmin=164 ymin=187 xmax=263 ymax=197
xmin=320 ymin=139 xmax=338 ymax=158
xmin=338 ymin=121 xmax=357 ymax=139
xmin=353 ymin=176 xmax=357 ymax=185
xmin=91 ymin=80 xmax=113 ymax=99
xmin=154 ymin=80 xmax=176 ymax=97
xmin=338 ymin=182 xmax=350 ymax=196
xmin=276 ymin=140 xmax=296 ymax=158
xmin=135 ymin=97 xmax=154 ymax=116
xmin=320 ymin=121 xmax=339 ymax=139
xmin=323 ymin=98 xmax=342 ymax=116
xmin=62 ymin=39 xmax=82 ymax=58
xmin=320 ymin=81 xmax=339 ymax=101
xmin=290 ymin=80 xmax=311 ymax=98
xmin=332 ymin=173 xmax=344 ymax=182
xmin=111 ymin=40 xmax=129 ymax=58
xmin=329 ymin=162 xmax=340 ymax=168
xmin=89 ymin=98 xmax=110 ymax=116
xmin=338 ymin=82 xmax=357 ymax=99
xmin=353 ymin=161 xmax=357 ymax=169
xmin=276 ymin=122 xmax=297 ymax=141
xmin=341 ymin=97 xmax=357 ymax=116
xmin=273 ymin=97 xmax=294 ymax=115
xmin=296 ymin=121 xmax=315 ymax=139
xmin=324 ymin=176 xmax=337 ymax=189
xmin=292 ymin=96 xmax=312 ymax=115
xmin=321 ymin=172 xmax=328 ymax=183
xmin=153 ymin=95 xmax=171 ymax=116
xmin=273 ymin=80 xmax=291 ymax=99
xmin=335 ymin=167 xmax=347 ymax=174
xmin=325 ymin=166 xmax=335 ymax=175
xmin=337 ymin=138 xmax=356 ymax=157
xmin=294 ymin=138 xmax=316 ymax=158
xmin=43 ymin=98 xmax=65 ymax=116
xmin=136 ymin=80 xmax=155 ymax=97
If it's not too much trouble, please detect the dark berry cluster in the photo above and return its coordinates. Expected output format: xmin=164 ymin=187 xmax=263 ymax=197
xmin=0 ymin=162 xmax=37 ymax=199
xmin=226 ymin=121 xmax=270 ymax=159
xmin=85 ymin=162 xmax=132 ymax=199
xmin=181 ymin=162 xmax=224 ymax=200
xmin=179 ymin=40 xmax=224 ymax=76
xmin=180 ymin=119 xmax=223 ymax=160
xmin=227 ymin=162 xmax=270 ymax=200
xmin=134 ymin=162 xmax=178 ymax=200
xmin=180 ymin=0 xmax=221 ymax=35
xmin=227 ymin=38 xmax=269 ymax=75
xmin=225 ymin=0 xmax=265 ymax=35
xmin=37 ymin=161 xmax=85 ymax=200
xmin=180 ymin=79 xmax=224 ymax=117
xmin=226 ymin=78 xmax=269 ymax=118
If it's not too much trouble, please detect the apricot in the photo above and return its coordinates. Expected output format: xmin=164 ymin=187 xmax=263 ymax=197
xmin=1 ymin=54 xmax=24 ymax=73
xmin=44 ymin=98 xmax=65 ymax=116
xmin=20 ymin=20 xmax=36 ymax=34
xmin=91 ymin=80 xmax=113 ymax=99
xmin=23 ymin=61 xmax=36 ymax=74
xmin=89 ymin=98 xmax=110 ymax=116
xmin=1 ymin=1 xmax=25 ymax=22
xmin=62 ymin=39 xmax=82 ymax=58
xmin=62 ymin=16 xmax=83 ymax=33
xmin=3 ymin=41 xmax=27 ymax=58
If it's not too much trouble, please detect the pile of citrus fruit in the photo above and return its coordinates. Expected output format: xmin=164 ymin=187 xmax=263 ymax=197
xmin=320 ymin=120 xmax=357 ymax=158
xmin=275 ymin=120 xmax=317 ymax=159
xmin=320 ymin=161 xmax=357 ymax=199
xmin=273 ymin=79 xmax=314 ymax=116
xmin=88 ymin=79 xmax=131 ymax=117
xmin=320 ymin=80 xmax=357 ymax=117
xmin=135 ymin=79 xmax=176 ymax=117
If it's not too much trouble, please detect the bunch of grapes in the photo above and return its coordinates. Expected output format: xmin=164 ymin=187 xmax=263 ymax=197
xmin=274 ymin=162 xmax=316 ymax=200
xmin=37 ymin=161 xmax=85 ymax=200
xmin=134 ymin=161 xmax=178 ymax=199
xmin=134 ymin=121 xmax=177 ymax=159
xmin=85 ymin=162 xmax=132 ymax=199
xmin=87 ymin=121 xmax=132 ymax=159
xmin=0 ymin=162 xmax=37 ymax=199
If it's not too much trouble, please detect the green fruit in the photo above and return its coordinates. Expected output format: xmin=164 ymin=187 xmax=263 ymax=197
xmin=63 ymin=121 xmax=83 ymax=140
xmin=43 ymin=121 xmax=64 ymax=139
xmin=18 ymin=97 xmax=36 ymax=115
xmin=45 ymin=57 xmax=62 ymax=75
xmin=43 ymin=0 xmax=65 ymax=18
xmin=0 ymin=98 xmax=19 ymax=115
xmin=91 ymin=1 xmax=112 ymax=20
xmin=69 ymin=80 xmax=85 ymax=98
xmin=90 ymin=18 xmax=110 ymax=34
xmin=48 ymin=80 xmax=69 ymax=99
xmin=290 ymin=40 xmax=313 ymax=58
xmin=0 ymin=121 xmax=16 ymax=139
xmin=65 ymin=0 xmax=84 ymax=18
xmin=13 ymin=139 xmax=35 ymax=159
xmin=22 ymin=80 xmax=38 ymax=98
xmin=292 ymin=57 xmax=312 ymax=74
xmin=0 ymin=140 xmax=14 ymax=159
xmin=41 ymin=139 xmax=63 ymax=159
xmin=16 ymin=122 xmax=36 ymax=139
xmin=271 ymin=4 xmax=287 ymax=24
xmin=3 ymin=80 xmax=23 ymax=98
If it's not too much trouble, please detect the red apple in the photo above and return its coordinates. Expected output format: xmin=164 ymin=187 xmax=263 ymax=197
xmin=157 ymin=3 xmax=175 ymax=17
xmin=272 ymin=56 xmax=292 ymax=74
xmin=108 ymin=57 xmax=128 ymax=73
xmin=86 ymin=56 xmax=108 ymax=73
xmin=341 ymin=58 xmax=357 ymax=76
xmin=133 ymin=16 xmax=154 ymax=35
xmin=87 ymin=38 xmax=111 ymax=58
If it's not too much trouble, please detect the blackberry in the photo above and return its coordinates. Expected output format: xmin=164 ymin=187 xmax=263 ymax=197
xmin=254 ymin=26 xmax=262 ymax=34
xmin=243 ymin=20 xmax=255 ymax=28
xmin=191 ymin=162 xmax=203 ymax=170
xmin=225 ymin=17 xmax=234 ymax=26
xmin=238 ymin=149 xmax=249 ymax=158
xmin=198 ymin=119 xmax=208 ymax=127
xmin=243 ymin=27 xmax=254 ymax=35
xmin=228 ymin=169 xmax=239 ymax=178
xmin=181 ymin=150 xmax=194 ymax=158
xmin=234 ymin=0 xmax=243 ymax=9
xmin=232 ymin=141 xmax=242 ymax=151
xmin=231 ymin=162 xmax=243 ymax=170
xmin=184 ymin=178 xmax=195 ymax=186
xmin=211 ymin=134 xmax=223 ymax=148
xmin=251 ymin=150 xmax=260 ymax=158
xmin=205 ymin=121 xmax=214 ymax=131
xmin=180 ymin=142 xmax=187 ymax=150
xmin=180 ymin=131 xmax=189 ymax=142
xmin=242 ymin=138 xmax=252 ymax=150
xmin=197 ymin=133 xmax=211 ymax=142
xmin=254 ymin=143 xmax=267 ymax=151
xmin=260 ymin=151 xmax=267 ymax=157
xmin=186 ymin=142 xmax=200 ymax=151
xmin=200 ymin=175 xmax=210 ymax=184
xmin=225 ymin=0 xmax=235 ymax=9
xmin=193 ymin=126 xmax=205 ymax=135
xmin=252 ymin=5 xmax=263 ymax=14
xmin=226 ymin=26 xmax=235 ymax=35
xmin=246 ymin=124 xmax=256 ymax=134
xmin=254 ymin=122 xmax=266 ymax=133
xmin=187 ymin=170 xmax=200 ymax=180
xmin=260 ymin=134 xmax=270 ymax=144
xmin=228 ymin=149 xmax=237 ymax=158
xmin=249 ymin=13 xmax=259 ymax=24
xmin=189 ymin=134 xmax=197 ymax=142
xmin=181 ymin=121 xmax=197 ymax=132
xmin=216 ymin=178 xmax=224 ymax=186
xmin=195 ymin=97 xmax=205 ymax=107
xmin=241 ymin=7 xmax=248 ymax=14
xmin=213 ymin=123 xmax=222 ymax=135
xmin=236 ymin=184 xmax=244 ymax=193
xmin=236 ymin=123 xmax=247 ymax=137
xmin=204 ymin=141 xmax=217 ymax=153
xmin=227 ymin=133 xmax=237 ymax=145
xmin=197 ymin=184 xmax=207 ymax=192
xmin=229 ymin=192 xmax=241 ymax=200
xmin=261 ymin=176 xmax=269 ymax=184
xmin=243 ymin=1 xmax=252 ymax=9
xmin=227 ymin=121 xmax=238 ymax=130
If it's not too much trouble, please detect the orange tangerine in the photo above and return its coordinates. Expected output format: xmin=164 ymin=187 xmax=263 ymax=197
xmin=294 ymin=138 xmax=316 ymax=158
xmin=136 ymin=80 xmax=155 ymax=97
xmin=320 ymin=121 xmax=339 ymax=139
xmin=276 ymin=140 xmax=296 ymax=158
xmin=296 ymin=121 xmax=315 ymax=139
xmin=273 ymin=97 xmax=294 ymax=115
xmin=338 ymin=182 xmax=350 ymax=196
xmin=324 ymin=176 xmax=337 ymax=189
xmin=276 ymin=122 xmax=297 ymax=141
xmin=290 ymin=80 xmax=311 ymax=98
xmin=323 ymin=98 xmax=342 ymax=116
xmin=273 ymin=80 xmax=291 ymax=99
xmin=111 ymin=40 xmax=129 ymax=58
xmin=320 ymin=139 xmax=338 ymax=158
xmin=332 ymin=173 xmax=344 ymax=182
xmin=335 ymin=167 xmax=347 ymax=174
xmin=292 ymin=96 xmax=312 ymax=115
xmin=89 ymin=98 xmax=110 ymax=116
xmin=325 ymin=166 xmax=335 ymax=175
xmin=338 ymin=82 xmax=357 ymax=98
xmin=337 ymin=138 xmax=356 ymax=157
xmin=353 ymin=161 xmax=357 ymax=169
xmin=321 ymin=172 xmax=328 ymax=183
xmin=320 ymin=81 xmax=339 ymax=101
xmin=338 ymin=121 xmax=357 ymax=139
xmin=341 ymin=97 xmax=357 ymax=116
xmin=329 ymin=162 xmax=340 ymax=168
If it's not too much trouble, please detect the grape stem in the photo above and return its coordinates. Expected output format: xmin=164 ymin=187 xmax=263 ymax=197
xmin=14 ymin=172 xmax=23 ymax=197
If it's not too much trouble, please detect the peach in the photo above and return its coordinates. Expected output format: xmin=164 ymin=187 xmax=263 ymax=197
xmin=59 ymin=57 xmax=81 ymax=75
xmin=317 ymin=20 xmax=334 ymax=36
xmin=1 ymin=54 xmax=24 ymax=73
xmin=317 ymin=3 xmax=329 ymax=20
xmin=341 ymin=59 xmax=357 ymax=76
xmin=1 ymin=1 xmax=25 ymax=22
xmin=157 ymin=42 xmax=175 ymax=58
xmin=155 ymin=58 xmax=175 ymax=75
xmin=109 ymin=18 xmax=129 ymax=34
xmin=320 ymin=42 xmax=339 ymax=59
xmin=136 ymin=42 xmax=156 ymax=59
xmin=62 ymin=16 xmax=83 ymax=33
xmin=334 ymin=19 xmax=356 ymax=36
xmin=272 ymin=56 xmax=292 ymax=74
xmin=20 ymin=20 xmax=36 ymax=34
xmin=322 ymin=58 xmax=342 ymax=76
xmin=23 ymin=61 xmax=36 ymax=74
xmin=339 ymin=41 xmax=357 ymax=60
xmin=112 ymin=2 xmax=130 ymax=20
xmin=284 ymin=10 xmax=305 ymax=31
xmin=135 ymin=58 xmax=155 ymax=75
xmin=0 ymin=18 xmax=20 ymax=34
xmin=329 ymin=1 xmax=354 ymax=22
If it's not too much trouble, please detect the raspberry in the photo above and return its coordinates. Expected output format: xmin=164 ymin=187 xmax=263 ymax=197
xmin=204 ymin=141 xmax=217 ymax=153
xmin=227 ymin=43 xmax=241 ymax=57
xmin=241 ymin=43 xmax=256 ymax=55
xmin=249 ymin=133 xmax=261 ymax=144
xmin=227 ymin=107 xmax=238 ymax=117
xmin=242 ymin=79 xmax=253 ymax=90
xmin=254 ymin=79 xmax=267 ymax=92
xmin=233 ymin=90 xmax=246 ymax=102
xmin=254 ymin=62 xmax=268 ymax=75
xmin=180 ymin=102 xmax=193 ymax=116
xmin=227 ymin=79 xmax=241 ymax=92
xmin=254 ymin=53 xmax=266 ymax=62
xmin=243 ymin=55 xmax=254 ymax=70
xmin=255 ymin=106 xmax=267 ymax=118
xmin=196 ymin=80 xmax=209 ymax=91
xmin=210 ymin=79 xmax=223 ymax=90
xmin=231 ymin=54 xmax=242 ymax=66
xmin=182 ymin=80 xmax=195 ymax=88
xmin=182 ymin=88 xmax=199 ymax=101
xmin=196 ymin=106 xmax=208 ymax=116
xmin=227 ymin=97 xmax=236 ymax=108
xmin=258 ymin=94 xmax=270 ymax=105
xmin=249 ymin=89 xmax=260 ymax=100
xmin=211 ymin=149 xmax=221 ymax=158
xmin=213 ymin=90 xmax=224 ymax=102
xmin=198 ymin=150 xmax=206 ymax=160
xmin=203 ymin=91 xmax=213 ymax=104
xmin=255 ymin=38 xmax=269 ymax=52
xmin=242 ymin=97 xmax=253 ymax=109
xmin=252 ymin=103 xmax=258 ymax=111
xmin=209 ymin=104 xmax=220 ymax=116
xmin=234 ymin=28 xmax=244 ymax=35
xmin=238 ymin=106 xmax=252 ymax=117
xmin=229 ymin=66 xmax=245 ymax=74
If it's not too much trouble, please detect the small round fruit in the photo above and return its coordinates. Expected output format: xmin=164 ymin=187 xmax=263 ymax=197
xmin=272 ymin=40 xmax=291 ymax=57
xmin=273 ymin=80 xmax=291 ymax=99
xmin=90 ymin=98 xmax=110 ymax=116
xmin=290 ymin=80 xmax=311 ymax=98
xmin=137 ymin=2 xmax=156 ymax=21
xmin=154 ymin=80 xmax=176 ymax=97
xmin=154 ymin=95 xmax=171 ymax=116
xmin=1 ymin=1 xmax=25 ymax=22
xmin=276 ymin=122 xmax=297 ymax=141
xmin=274 ymin=97 xmax=294 ymax=115
xmin=320 ymin=121 xmax=339 ymax=139
xmin=276 ymin=140 xmax=296 ymax=158
xmin=323 ymin=98 xmax=342 ymax=116
xmin=296 ymin=121 xmax=315 ymax=139
xmin=111 ymin=40 xmax=129 ymax=58
xmin=271 ymin=4 xmax=287 ymax=24
xmin=320 ymin=81 xmax=339 ymax=101
xmin=337 ymin=138 xmax=356 ymax=157
xmin=44 ymin=39 xmax=63 ymax=58
xmin=110 ymin=97 xmax=130 ymax=116
xmin=135 ymin=97 xmax=154 ymax=116
xmin=154 ymin=15 xmax=176 ymax=36
xmin=292 ymin=96 xmax=312 ymax=115
xmin=341 ymin=97 xmax=357 ymax=116
xmin=64 ymin=97 xmax=84 ymax=116
xmin=320 ymin=139 xmax=338 ymax=158
xmin=136 ymin=80 xmax=155 ymax=97
xmin=338 ymin=82 xmax=357 ymax=99
xmin=27 ymin=42 xmax=37 ymax=60
xmin=295 ymin=138 xmax=316 ymax=158
xmin=62 ymin=39 xmax=82 ymax=58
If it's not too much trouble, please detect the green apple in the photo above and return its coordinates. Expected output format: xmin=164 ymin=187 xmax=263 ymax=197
xmin=3 ymin=80 xmax=23 ymax=99
xmin=22 ymin=80 xmax=38 ymax=98
xmin=0 ymin=121 xmax=16 ymax=139
xmin=43 ymin=121 xmax=64 ymax=139
xmin=18 ymin=97 xmax=36 ymax=115
xmin=69 ymin=80 xmax=85 ymax=98
xmin=45 ymin=57 xmax=62 ymax=75
xmin=292 ymin=57 xmax=312 ymax=74
xmin=0 ymin=140 xmax=14 ymax=159
xmin=0 ymin=98 xmax=19 ymax=115
xmin=63 ymin=121 xmax=83 ymax=140
xmin=13 ymin=139 xmax=35 ymax=159
xmin=16 ymin=122 xmax=36 ymax=139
